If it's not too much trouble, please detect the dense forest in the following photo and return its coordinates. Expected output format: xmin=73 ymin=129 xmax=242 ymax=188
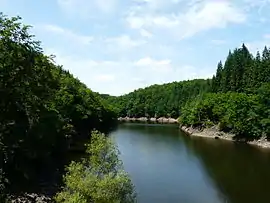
xmin=0 ymin=13 xmax=122 ymax=201
xmin=103 ymin=79 xmax=212 ymax=118
xmin=102 ymin=44 xmax=270 ymax=139
xmin=180 ymin=44 xmax=270 ymax=139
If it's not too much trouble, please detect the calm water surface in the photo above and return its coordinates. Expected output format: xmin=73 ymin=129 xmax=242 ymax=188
xmin=110 ymin=123 xmax=270 ymax=203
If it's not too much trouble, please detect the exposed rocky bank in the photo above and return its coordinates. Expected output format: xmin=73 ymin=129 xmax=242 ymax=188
xmin=181 ymin=125 xmax=270 ymax=149
xmin=9 ymin=193 xmax=52 ymax=203
xmin=118 ymin=117 xmax=178 ymax=124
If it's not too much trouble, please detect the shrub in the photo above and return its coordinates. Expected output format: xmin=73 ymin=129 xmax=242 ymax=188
xmin=55 ymin=131 xmax=136 ymax=203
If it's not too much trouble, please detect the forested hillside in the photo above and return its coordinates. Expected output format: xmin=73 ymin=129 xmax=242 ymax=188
xmin=181 ymin=44 xmax=270 ymax=139
xmin=102 ymin=44 xmax=270 ymax=140
xmin=0 ymin=13 xmax=117 ymax=199
xmin=104 ymin=79 xmax=212 ymax=118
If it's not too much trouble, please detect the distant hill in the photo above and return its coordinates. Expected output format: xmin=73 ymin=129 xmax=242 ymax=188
xmin=100 ymin=79 xmax=212 ymax=118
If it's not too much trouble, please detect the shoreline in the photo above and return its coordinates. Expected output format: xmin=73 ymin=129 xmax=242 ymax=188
xmin=180 ymin=125 xmax=270 ymax=149
xmin=118 ymin=117 xmax=178 ymax=124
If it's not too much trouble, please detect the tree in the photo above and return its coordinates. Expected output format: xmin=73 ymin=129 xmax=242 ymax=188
xmin=262 ymin=47 xmax=270 ymax=84
xmin=221 ymin=51 xmax=233 ymax=92
xmin=0 ymin=13 xmax=117 ymax=196
xmin=55 ymin=131 xmax=136 ymax=203
xmin=213 ymin=61 xmax=223 ymax=92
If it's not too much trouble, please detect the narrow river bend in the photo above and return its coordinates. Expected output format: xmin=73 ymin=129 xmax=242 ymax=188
xmin=111 ymin=123 xmax=270 ymax=203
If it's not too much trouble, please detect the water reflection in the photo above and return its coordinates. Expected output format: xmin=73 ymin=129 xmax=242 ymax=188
xmin=112 ymin=123 xmax=270 ymax=203
xmin=181 ymin=135 xmax=270 ymax=203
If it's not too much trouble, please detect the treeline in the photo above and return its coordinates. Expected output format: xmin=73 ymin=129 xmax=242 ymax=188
xmin=102 ymin=43 xmax=270 ymax=139
xmin=180 ymin=44 xmax=270 ymax=139
xmin=0 ymin=13 xmax=117 ymax=198
xmin=212 ymin=44 xmax=270 ymax=93
xmin=104 ymin=79 xmax=212 ymax=118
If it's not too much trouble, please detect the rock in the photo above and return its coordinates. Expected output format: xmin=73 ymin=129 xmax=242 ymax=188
xmin=11 ymin=193 xmax=52 ymax=203
xmin=118 ymin=117 xmax=178 ymax=124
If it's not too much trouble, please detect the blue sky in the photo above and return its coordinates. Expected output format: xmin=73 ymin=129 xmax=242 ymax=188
xmin=1 ymin=0 xmax=270 ymax=95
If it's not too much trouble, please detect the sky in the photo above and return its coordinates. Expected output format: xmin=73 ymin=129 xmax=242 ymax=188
xmin=1 ymin=0 xmax=270 ymax=96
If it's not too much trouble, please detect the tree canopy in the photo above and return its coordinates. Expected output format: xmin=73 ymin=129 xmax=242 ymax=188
xmin=0 ymin=13 xmax=117 ymax=198
xmin=180 ymin=44 xmax=270 ymax=139
xmin=102 ymin=79 xmax=212 ymax=118
xmin=55 ymin=131 xmax=136 ymax=203
xmin=102 ymin=43 xmax=270 ymax=141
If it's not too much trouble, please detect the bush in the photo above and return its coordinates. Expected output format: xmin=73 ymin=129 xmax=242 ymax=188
xmin=55 ymin=131 xmax=136 ymax=203
xmin=180 ymin=92 xmax=266 ymax=139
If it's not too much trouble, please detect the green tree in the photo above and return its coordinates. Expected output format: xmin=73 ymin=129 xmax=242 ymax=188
xmin=221 ymin=51 xmax=233 ymax=92
xmin=0 ymin=13 xmax=117 ymax=195
xmin=55 ymin=131 xmax=136 ymax=203
xmin=212 ymin=61 xmax=223 ymax=92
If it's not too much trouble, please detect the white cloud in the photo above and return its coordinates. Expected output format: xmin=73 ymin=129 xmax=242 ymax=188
xmin=243 ymin=0 xmax=270 ymax=11
xmin=264 ymin=34 xmax=270 ymax=39
xmin=135 ymin=57 xmax=172 ymax=73
xmin=134 ymin=0 xmax=180 ymax=10
xmin=246 ymin=36 xmax=270 ymax=54
xmin=95 ymin=0 xmax=118 ymax=13
xmin=94 ymin=74 xmax=115 ymax=82
xmin=57 ymin=0 xmax=118 ymax=17
xmin=126 ymin=0 xmax=246 ymax=39
xmin=4 ymin=0 xmax=270 ymax=97
xmin=41 ymin=24 xmax=93 ymax=45
xmin=136 ymin=57 xmax=170 ymax=66
xmin=44 ymin=48 xmax=211 ymax=95
xmin=140 ymin=29 xmax=153 ymax=38
xmin=246 ymin=33 xmax=270 ymax=53
xmin=105 ymin=35 xmax=146 ymax=48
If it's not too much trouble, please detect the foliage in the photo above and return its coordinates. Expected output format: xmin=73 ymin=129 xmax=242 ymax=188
xmin=180 ymin=44 xmax=270 ymax=139
xmin=212 ymin=44 xmax=270 ymax=93
xmin=102 ymin=79 xmax=212 ymax=118
xmin=102 ymin=42 xmax=270 ymax=141
xmin=55 ymin=131 xmax=136 ymax=203
xmin=0 ymin=13 xmax=117 ymax=195
xmin=180 ymin=92 xmax=264 ymax=138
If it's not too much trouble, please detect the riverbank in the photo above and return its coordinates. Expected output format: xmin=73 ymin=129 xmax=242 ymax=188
xmin=118 ymin=117 xmax=178 ymax=124
xmin=180 ymin=125 xmax=270 ymax=149
xmin=9 ymin=193 xmax=52 ymax=203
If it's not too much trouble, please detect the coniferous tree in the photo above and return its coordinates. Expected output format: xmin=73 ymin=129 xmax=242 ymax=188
xmin=221 ymin=51 xmax=233 ymax=92
xmin=215 ymin=61 xmax=223 ymax=92
xmin=237 ymin=44 xmax=253 ymax=92
xmin=261 ymin=46 xmax=270 ymax=83
xmin=212 ymin=75 xmax=217 ymax=92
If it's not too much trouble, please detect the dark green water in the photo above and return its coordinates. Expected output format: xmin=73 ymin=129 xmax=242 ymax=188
xmin=111 ymin=123 xmax=270 ymax=203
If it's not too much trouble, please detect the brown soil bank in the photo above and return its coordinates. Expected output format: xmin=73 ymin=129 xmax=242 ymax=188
xmin=180 ymin=125 xmax=270 ymax=149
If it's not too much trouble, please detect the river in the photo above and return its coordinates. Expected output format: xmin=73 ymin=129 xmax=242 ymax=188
xmin=110 ymin=123 xmax=270 ymax=203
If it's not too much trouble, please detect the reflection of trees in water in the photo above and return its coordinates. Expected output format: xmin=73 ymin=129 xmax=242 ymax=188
xmin=115 ymin=124 xmax=270 ymax=203
xmin=117 ymin=123 xmax=182 ymax=155
xmin=9 ymin=124 xmax=118 ymax=197
xmin=181 ymin=135 xmax=270 ymax=203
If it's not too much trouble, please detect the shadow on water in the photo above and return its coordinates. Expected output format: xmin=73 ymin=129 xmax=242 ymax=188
xmin=112 ymin=123 xmax=270 ymax=203
xmin=180 ymin=133 xmax=270 ymax=203
xmin=7 ymin=123 xmax=118 ymax=197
